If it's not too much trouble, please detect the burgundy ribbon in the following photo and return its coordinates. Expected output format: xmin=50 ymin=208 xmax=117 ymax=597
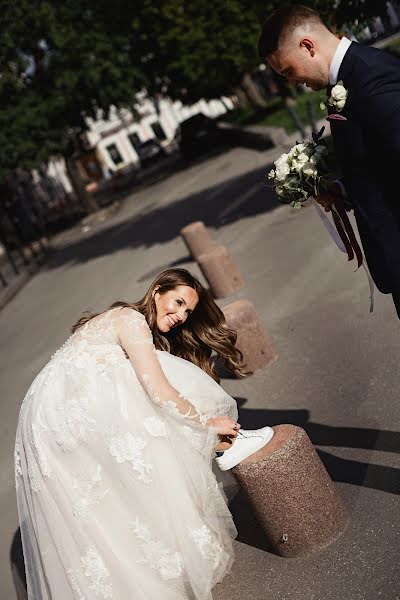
xmin=331 ymin=194 xmax=363 ymax=269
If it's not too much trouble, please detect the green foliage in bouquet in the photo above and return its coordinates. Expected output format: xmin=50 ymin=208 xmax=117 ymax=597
xmin=267 ymin=127 xmax=335 ymax=208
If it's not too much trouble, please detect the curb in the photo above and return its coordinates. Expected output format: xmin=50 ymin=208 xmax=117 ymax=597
xmin=0 ymin=246 xmax=54 ymax=312
xmin=80 ymin=200 xmax=121 ymax=228
xmin=0 ymin=264 xmax=40 ymax=312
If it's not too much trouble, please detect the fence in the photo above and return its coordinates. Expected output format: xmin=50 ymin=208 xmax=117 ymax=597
xmin=0 ymin=170 xmax=83 ymax=292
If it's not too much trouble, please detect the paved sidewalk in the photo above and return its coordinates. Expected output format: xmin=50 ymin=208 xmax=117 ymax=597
xmin=1 ymin=143 xmax=399 ymax=600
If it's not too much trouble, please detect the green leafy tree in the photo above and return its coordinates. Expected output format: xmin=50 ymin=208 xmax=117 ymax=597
xmin=129 ymin=0 xmax=262 ymax=102
xmin=0 ymin=0 xmax=148 ymax=211
xmin=0 ymin=0 xmax=391 ymax=216
xmin=251 ymin=0 xmax=389 ymax=30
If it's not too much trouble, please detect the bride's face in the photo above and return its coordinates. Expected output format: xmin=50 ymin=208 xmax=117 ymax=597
xmin=154 ymin=285 xmax=199 ymax=333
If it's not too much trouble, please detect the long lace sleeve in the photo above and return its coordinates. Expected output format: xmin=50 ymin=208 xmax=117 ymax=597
xmin=115 ymin=308 xmax=211 ymax=427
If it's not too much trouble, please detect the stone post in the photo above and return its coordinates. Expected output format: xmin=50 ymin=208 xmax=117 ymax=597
xmin=223 ymin=299 xmax=276 ymax=371
xmin=180 ymin=221 xmax=215 ymax=261
xmin=232 ymin=424 xmax=350 ymax=558
xmin=197 ymin=245 xmax=244 ymax=298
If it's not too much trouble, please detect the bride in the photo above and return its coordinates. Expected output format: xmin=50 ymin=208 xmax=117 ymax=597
xmin=15 ymin=268 xmax=273 ymax=599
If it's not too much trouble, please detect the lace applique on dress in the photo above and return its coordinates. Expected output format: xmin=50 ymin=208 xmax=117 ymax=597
xmin=79 ymin=547 xmax=112 ymax=599
xmin=14 ymin=441 xmax=22 ymax=489
xmin=108 ymin=430 xmax=153 ymax=484
xmin=141 ymin=373 xmax=210 ymax=426
xmin=27 ymin=461 xmax=42 ymax=494
xmin=188 ymin=525 xmax=223 ymax=567
xmin=29 ymin=422 xmax=51 ymax=480
xmin=182 ymin=426 xmax=203 ymax=451
xmin=72 ymin=464 xmax=110 ymax=522
xmin=114 ymin=309 xmax=154 ymax=346
xmin=143 ymin=417 xmax=167 ymax=437
xmin=67 ymin=570 xmax=85 ymax=600
xmin=131 ymin=517 xmax=183 ymax=580
xmin=54 ymin=395 xmax=96 ymax=452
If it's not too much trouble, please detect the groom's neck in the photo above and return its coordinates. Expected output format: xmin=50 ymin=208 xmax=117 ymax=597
xmin=320 ymin=32 xmax=342 ymax=76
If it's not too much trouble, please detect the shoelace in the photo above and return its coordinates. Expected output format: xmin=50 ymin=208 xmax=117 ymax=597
xmin=237 ymin=430 xmax=266 ymax=440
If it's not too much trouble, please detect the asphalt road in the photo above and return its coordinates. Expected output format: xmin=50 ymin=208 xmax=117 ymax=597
xmin=1 ymin=144 xmax=399 ymax=600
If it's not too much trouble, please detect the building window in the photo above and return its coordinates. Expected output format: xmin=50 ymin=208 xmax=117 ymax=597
xmin=106 ymin=143 xmax=123 ymax=165
xmin=151 ymin=122 xmax=167 ymax=141
xmin=128 ymin=132 xmax=141 ymax=150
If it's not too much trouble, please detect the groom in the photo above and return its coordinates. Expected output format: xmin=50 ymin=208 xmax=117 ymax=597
xmin=258 ymin=5 xmax=400 ymax=318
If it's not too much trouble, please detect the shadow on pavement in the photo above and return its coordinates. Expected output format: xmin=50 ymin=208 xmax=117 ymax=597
xmin=10 ymin=528 xmax=26 ymax=599
xmin=227 ymin=398 xmax=400 ymax=553
xmin=234 ymin=399 xmax=400 ymax=494
xmin=137 ymin=256 xmax=193 ymax=283
xmin=44 ymin=160 xmax=280 ymax=271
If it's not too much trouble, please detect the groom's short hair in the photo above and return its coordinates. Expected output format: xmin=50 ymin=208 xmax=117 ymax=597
xmin=258 ymin=4 xmax=324 ymax=58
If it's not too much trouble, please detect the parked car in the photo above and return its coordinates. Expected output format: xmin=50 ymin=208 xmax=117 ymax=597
xmin=177 ymin=113 xmax=221 ymax=159
xmin=135 ymin=138 xmax=166 ymax=168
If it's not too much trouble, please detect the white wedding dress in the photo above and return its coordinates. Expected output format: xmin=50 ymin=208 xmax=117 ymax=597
xmin=15 ymin=307 xmax=238 ymax=600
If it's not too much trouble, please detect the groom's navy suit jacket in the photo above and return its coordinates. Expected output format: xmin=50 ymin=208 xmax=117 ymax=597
xmin=329 ymin=42 xmax=400 ymax=317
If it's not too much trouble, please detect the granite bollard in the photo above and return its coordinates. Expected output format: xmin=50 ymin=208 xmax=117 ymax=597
xmin=197 ymin=245 xmax=244 ymax=298
xmin=223 ymin=299 xmax=276 ymax=371
xmin=180 ymin=221 xmax=215 ymax=261
xmin=232 ymin=424 xmax=350 ymax=558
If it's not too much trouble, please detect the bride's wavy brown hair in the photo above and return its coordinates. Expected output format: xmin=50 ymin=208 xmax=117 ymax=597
xmin=72 ymin=268 xmax=250 ymax=382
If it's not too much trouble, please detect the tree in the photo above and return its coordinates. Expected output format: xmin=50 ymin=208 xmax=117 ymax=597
xmin=129 ymin=0 xmax=262 ymax=103
xmin=0 ymin=0 xmax=390 ymax=215
xmin=0 ymin=0 xmax=148 ymax=212
xmin=251 ymin=0 xmax=389 ymax=30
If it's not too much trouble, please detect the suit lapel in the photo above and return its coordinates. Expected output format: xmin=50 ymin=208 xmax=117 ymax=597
xmin=336 ymin=42 xmax=357 ymax=93
xmin=327 ymin=44 xmax=357 ymax=120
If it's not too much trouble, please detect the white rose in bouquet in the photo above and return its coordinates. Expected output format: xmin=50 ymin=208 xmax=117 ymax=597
xmin=297 ymin=152 xmax=309 ymax=164
xmin=289 ymin=142 xmax=306 ymax=157
xmin=274 ymin=154 xmax=290 ymax=180
xmin=302 ymin=162 xmax=318 ymax=177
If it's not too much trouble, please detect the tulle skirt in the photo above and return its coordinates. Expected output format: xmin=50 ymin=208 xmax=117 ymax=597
xmin=15 ymin=350 xmax=238 ymax=599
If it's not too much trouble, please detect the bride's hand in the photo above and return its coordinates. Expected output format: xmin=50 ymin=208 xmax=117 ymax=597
xmin=206 ymin=416 xmax=240 ymax=436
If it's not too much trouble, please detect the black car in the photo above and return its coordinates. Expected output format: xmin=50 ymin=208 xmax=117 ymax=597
xmin=135 ymin=139 xmax=165 ymax=168
xmin=177 ymin=113 xmax=220 ymax=159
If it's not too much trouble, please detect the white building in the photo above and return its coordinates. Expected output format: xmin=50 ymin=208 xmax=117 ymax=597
xmin=84 ymin=93 xmax=234 ymax=175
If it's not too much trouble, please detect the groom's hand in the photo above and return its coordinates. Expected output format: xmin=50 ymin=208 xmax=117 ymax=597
xmin=315 ymin=182 xmax=343 ymax=212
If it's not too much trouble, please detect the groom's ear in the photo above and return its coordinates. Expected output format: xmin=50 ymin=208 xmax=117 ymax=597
xmin=300 ymin=38 xmax=315 ymax=57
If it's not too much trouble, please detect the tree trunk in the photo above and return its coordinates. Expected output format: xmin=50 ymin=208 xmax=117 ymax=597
xmin=65 ymin=155 xmax=98 ymax=214
xmin=233 ymin=86 xmax=250 ymax=109
xmin=241 ymin=73 xmax=266 ymax=108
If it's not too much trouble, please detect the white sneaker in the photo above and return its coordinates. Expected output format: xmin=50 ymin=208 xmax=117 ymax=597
xmin=215 ymin=426 xmax=274 ymax=471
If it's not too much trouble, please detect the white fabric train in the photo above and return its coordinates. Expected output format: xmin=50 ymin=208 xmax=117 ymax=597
xmin=15 ymin=308 xmax=238 ymax=599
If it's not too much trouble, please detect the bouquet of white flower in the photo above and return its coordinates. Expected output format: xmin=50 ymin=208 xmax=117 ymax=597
xmin=267 ymin=128 xmax=332 ymax=209
xmin=267 ymin=127 xmax=375 ymax=312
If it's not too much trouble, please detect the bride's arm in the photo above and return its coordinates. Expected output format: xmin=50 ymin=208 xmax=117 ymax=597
xmin=115 ymin=308 xmax=232 ymax=431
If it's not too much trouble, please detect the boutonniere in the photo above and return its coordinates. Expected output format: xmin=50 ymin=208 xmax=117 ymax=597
xmin=320 ymin=80 xmax=348 ymax=121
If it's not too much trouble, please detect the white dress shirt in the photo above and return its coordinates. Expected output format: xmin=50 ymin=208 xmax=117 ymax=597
xmin=329 ymin=36 xmax=352 ymax=85
xmin=328 ymin=36 xmax=353 ymax=201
